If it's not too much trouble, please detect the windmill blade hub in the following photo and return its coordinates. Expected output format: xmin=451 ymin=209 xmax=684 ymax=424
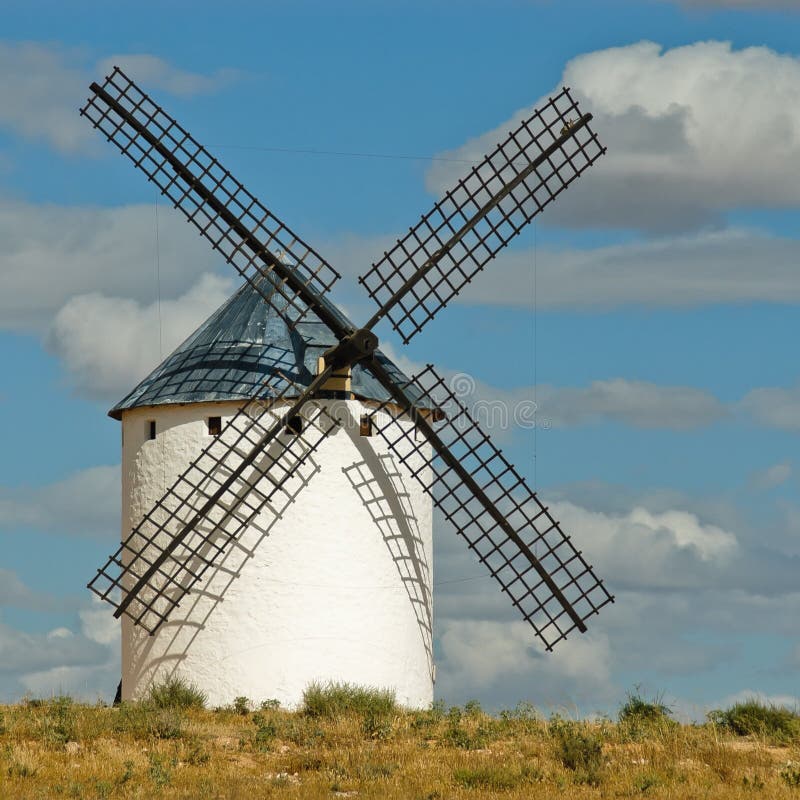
xmin=323 ymin=328 xmax=379 ymax=369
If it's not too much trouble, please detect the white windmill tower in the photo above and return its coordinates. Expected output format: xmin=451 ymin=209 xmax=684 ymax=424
xmin=83 ymin=69 xmax=614 ymax=710
xmin=111 ymin=275 xmax=436 ymax=707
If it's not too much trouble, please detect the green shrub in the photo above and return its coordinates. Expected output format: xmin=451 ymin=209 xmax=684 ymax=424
xmin=619 ymin=688 xmax=673 ymax=725
xmin=233 ymin=696 xmax=250 ymax=715
xmin=619 ymin=688 xmax=675 ymax=740
xmin=260 ymin=699 xmax=281 ymax=711
xmin=114 ymin=702 xmax=184 ymax=740
xmin=499 ymin=701 xmax=540 ymax=734
xmin=147 ymin=753 xmax=174 ymax=788
xmin=301 ymin=681 xmax=396 ymax=719
xmin=410 ymin=700 xmax=446 ymax=733
xmin=708 ymin=699 xmax=800 ymax=744
xmin=40 ymin=696 xmax=76 ymax=747
xmin=453 ymin=764 xmax=543 ymax=791
xmin=442 ymin=705 xmax=490 ymax=750
xmin=549 ymin=716 xmax=604 ymax=785
xmin=453 ymin=765 xmax=520 ymax=790
xmin=148 ymin=676 xmax=206 ymax=710
xmin=362 ymin=709 xmax=393 ymax=740
xmin=251 ymin=712 xmax=277 ymax=750
xmin=780 ymin=762 xmax=800 ymax=788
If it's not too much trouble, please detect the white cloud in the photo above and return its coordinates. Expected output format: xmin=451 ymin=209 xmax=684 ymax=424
xmin=0 ymin=42 xmax=238 ymax=154
xmin=0 ymin=465 xmax=119 ymax=539
xmin=458 ymin=228 xmax=800 ymax=310
xmin=0 ymin=620 xmax=107 ymax=676
xmin=48 ymin=273 xmax=233 ymax=400
xmin=431 ymin=480 xmax=800 ymax=708
xmin=740 ymin=385 xmax=800 ymax=431
xmin=536 ymin=379 xmax=725 ymax=429
xmin=749 ymin=461 xmax=793 ymax=490
xmin=0 ymin=569 xmax=53 ymax=610
xmin=426 ymin=41 xmax=800 ymax=233
xmin=79 ymin=598 xmax=121 ymax=647
xmin=436 ymin=619 xmax=615 ymax=710
xmin=97 ymin=54 xmax=239 ymax=97
xmin=0 ymin=199 xmax=220 ymax=333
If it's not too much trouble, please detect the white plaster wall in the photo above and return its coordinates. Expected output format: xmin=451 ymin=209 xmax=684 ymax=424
xmin=120 ymin=399 xmax=434 ymax=709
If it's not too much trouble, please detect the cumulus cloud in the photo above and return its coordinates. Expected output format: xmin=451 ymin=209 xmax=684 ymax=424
xmin=96 ymin=54 xmax=239 ymax=97
xmin=0 ymin=465 xmax=119 ymax=539
xmin=432 ymin=482 xmax=800 ymax=707
xmin=0 ymin=570 xmax=53 ymax=610
xmin=48 ymin=273 xmax=233 ymax=400
xmin=749 ymin=461 xmax=793 ymax=490
xmin=459 ymin=228 xmax=800 ymax=310
xmin=536 ymin=379 xmax=725 ymax=429
xmin=739 ymin=385 xmax=800 ymax=431
xmin=0 ymin=42 xmax=238 ymax=154
xmin=436 ymin=619 xmax=615 ymax=710
xmin=426 ymin=41 xmax=800 ymax=233
xmin=0 ymin=621 xmax=108 ymax=676
xmin=0 ymin=200 xmax=220 ymax=333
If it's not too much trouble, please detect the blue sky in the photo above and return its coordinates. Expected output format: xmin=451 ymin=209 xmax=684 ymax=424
xmin=1 ymin=0 xmax=800 ymax=716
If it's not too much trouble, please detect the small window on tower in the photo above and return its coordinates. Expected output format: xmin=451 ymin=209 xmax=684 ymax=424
xmin=147 ymin=420 xmax=156 ymax=440
xmin=359 ymin=414 xmax=373 ymax=437
xmin=207 ymin=416 xmax=222 ymax=436
xmin=285 ymin=415 xmax=303 ymax=436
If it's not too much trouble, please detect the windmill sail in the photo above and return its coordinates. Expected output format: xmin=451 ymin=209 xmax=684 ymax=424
xmin=89 ymin=371 xmax=338 ymax=633
xmin=359 ymin=88 xmax=605 ymax=343
xmin=81 ymin=68 xmax=343 ymax=331
xmin=367 ymin=362 xmax=614 ymax=651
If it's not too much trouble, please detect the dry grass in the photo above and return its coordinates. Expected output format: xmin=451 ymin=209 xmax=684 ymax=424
xmin=1 ymin=696 xmax=799 ymax=799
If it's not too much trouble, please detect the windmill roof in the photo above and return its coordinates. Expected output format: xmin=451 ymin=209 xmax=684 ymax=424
xmin=109 ymin=275 xmax=431 ymax=419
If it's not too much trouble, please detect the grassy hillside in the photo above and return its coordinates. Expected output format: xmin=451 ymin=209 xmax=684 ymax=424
xmin=1 ymin=683 xmax=799 ymax=799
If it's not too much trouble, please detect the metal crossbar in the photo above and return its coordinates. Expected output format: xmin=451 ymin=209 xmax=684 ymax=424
xmin=88 ymin=374 xmax=339 ymax=634
xmin=80 ymin=67 xmax=342 ymax=330
xmin=359 ymin=88 xmax=605 ymax=343
xmin=367 ymin=364 xmax=614 ymax=650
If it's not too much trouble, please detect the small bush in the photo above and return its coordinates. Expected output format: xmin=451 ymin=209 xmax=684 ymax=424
xmin=453 ymin=765 xmax=520 ymax=790
xmin=619 ymin=688 xmax=675 ymax=740
xmin=619 ymin=688 xmax=673 ymax=726
xmin=38 ymin=696 xmax=76 ymax=748
xmin=549 ymin=716 xmax=604 ymax=785
xmin=114 ymin=702 xmax=184 ymax=740
xmin=362 ymin=709 xmax=393 ymax=740
xmin=499 ymin=701 xmax=540 ymax=734
xmin=233 ymin=696 xmax=250 ymax=715
xmin=260 ymin=698 xmax=281 ymax=711
xmin=708 ymin=699 xmax=800 ymax=744
xmin=148 ymin=676 xmax=206 ymax=710
xmin=410 ymin=700 xmax=446 ymax=732
xmin=781 ymin=762 xmax=800 ymax=788
xmin=443 ymin=706 xmax=490 ymax=750
xmin=251 ymin=712 xmax=277 ymax=750
xmin=148 ymin=753 xmax=174 ymax=788
xmin=185 ymin=738 xmax=211 ymax=766
xmin=453 ymin=764 xmax=543 ymax=791
xmin=301 ymin=681 xmax=396 ymax=719
xmin=633 ymin=771 xmax=661 ymax=793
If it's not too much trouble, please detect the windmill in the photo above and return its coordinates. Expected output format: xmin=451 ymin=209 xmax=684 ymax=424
xmin=81 ymin=68 xmax=614 ymax=707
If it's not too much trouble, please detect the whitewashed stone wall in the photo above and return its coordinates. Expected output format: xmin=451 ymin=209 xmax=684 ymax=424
xmin=120 ymin=399 xmax=434 ymax=709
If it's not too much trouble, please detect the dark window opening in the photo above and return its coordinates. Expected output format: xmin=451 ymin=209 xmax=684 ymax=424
xmin=147 ymin=420 xmax=156 ymax=440
xmin=285 ymin=415 xmax=303 ymax=436
xmin=359 ymin=414 xmax=373 ymax=437
xmin=207 ymin=416 xmax=222 ymax=436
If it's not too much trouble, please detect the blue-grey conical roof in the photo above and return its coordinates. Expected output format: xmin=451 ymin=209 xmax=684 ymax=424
xmin=109 ymin=275 xmax=429 ymax=419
